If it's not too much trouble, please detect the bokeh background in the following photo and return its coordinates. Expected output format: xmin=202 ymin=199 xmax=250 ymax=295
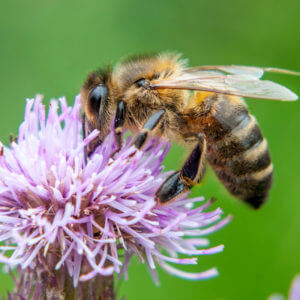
xmin=0 ymin=0 xmax=299 ymax=299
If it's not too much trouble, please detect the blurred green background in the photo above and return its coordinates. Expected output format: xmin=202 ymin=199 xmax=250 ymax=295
xmin=0 ymin=0 xmax=299 ymax=299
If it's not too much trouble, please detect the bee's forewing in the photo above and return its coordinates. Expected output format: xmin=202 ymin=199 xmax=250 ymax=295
xmin=185 ymin=65 xmax=265 ymax=78
xmin=184 ymin=65 xmax=300 ymax=78
xmin=151 ymin=69 xmax=299 ymax=101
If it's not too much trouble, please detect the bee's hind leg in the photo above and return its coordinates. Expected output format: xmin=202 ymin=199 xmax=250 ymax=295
xmin=156 ymin=132 xmax=206 ymax=204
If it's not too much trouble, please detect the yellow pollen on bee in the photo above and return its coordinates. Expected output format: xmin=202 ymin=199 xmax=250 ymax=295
xmin=194 ymin=91 xmax=214 ymax=103
xmin=187 ymin=92 xmax=215 ymax=110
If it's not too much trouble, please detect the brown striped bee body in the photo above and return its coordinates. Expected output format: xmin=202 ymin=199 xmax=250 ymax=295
xmin=81 ymin=53 xmax=298 ymax=209
xmin=186 ymin=93 xmax=272 ymax=208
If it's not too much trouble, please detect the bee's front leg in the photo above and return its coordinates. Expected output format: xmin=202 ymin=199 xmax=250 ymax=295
xmin=81 ymin=112 xmax=88 ymax=165
xmin=113 ymin=101 xmax=127 ymax=153
xmin=156 ymin=132 xmax=207 ymax=204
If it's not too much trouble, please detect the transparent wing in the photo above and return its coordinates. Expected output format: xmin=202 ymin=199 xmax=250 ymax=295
xmin=185 ymin=65 xmax=265 ymax=78
xmin=150 ymin=66 xmax=299 ymax=101
xmin=185 ymin=65 xmax=300 ymax=79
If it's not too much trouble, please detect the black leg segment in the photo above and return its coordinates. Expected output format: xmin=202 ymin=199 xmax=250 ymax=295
xmin=133 ymin=109 xmax=165 ymax=149
xmin=81 ymin=113 xmax=88 ymax=165
xmin=156 ymin=171 xmax=187 ymax=204
xmin=113 ymin=101 xmax=126 ymax=152
xmin=181 ymin=133 xmax=206 ymax=184
xmin=156 ymin=132 xmax=206 ymax=204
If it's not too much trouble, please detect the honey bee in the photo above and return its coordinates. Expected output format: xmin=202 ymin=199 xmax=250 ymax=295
xmin=81 ymin=53 xmax=299 ymax=209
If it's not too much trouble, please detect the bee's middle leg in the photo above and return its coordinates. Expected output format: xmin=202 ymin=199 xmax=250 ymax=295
xmin=156 ymin=132 xmax=206 ymax=204
xmin=132 ymin=109 xmax=166 ymax=149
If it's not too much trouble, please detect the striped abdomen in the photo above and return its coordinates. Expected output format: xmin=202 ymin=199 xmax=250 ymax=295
xmin=190 ymin=93 xmax=273 ymax=208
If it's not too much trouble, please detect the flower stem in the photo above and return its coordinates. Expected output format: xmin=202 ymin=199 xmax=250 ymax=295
xmin=99 ymin=275 xmax=115 ymax=300
xmin=9 ymin=263 xmax=116 ymax=300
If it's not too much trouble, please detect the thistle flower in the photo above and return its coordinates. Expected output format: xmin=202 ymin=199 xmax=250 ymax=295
xmin=268 ymin=274 xmax=300 ymax=300
xmin=0 ymin=95 xmax=230 ymax=298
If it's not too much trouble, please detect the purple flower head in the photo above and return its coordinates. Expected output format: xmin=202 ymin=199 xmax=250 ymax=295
xmin=0 ymin=95 xmax=231 ymax=287
xmin=289 ymin=275 xmax=300 ymax=300
xmin=268 ymin=274 xmax=300 ymax=300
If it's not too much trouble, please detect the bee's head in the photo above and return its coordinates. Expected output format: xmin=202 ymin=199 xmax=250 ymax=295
xmin=111 ymin=53 xmax=187 ymax=108
xmin=81 ymin=68 xmax=113 ymax=137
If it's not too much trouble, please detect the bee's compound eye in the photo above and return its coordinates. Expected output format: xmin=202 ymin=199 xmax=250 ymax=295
xmin=89 ymin=85 xmax=108 ymax=111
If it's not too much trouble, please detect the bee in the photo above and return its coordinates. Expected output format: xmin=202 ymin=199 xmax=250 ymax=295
xmin=81 ymin=53 xmax=299 ymax=209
